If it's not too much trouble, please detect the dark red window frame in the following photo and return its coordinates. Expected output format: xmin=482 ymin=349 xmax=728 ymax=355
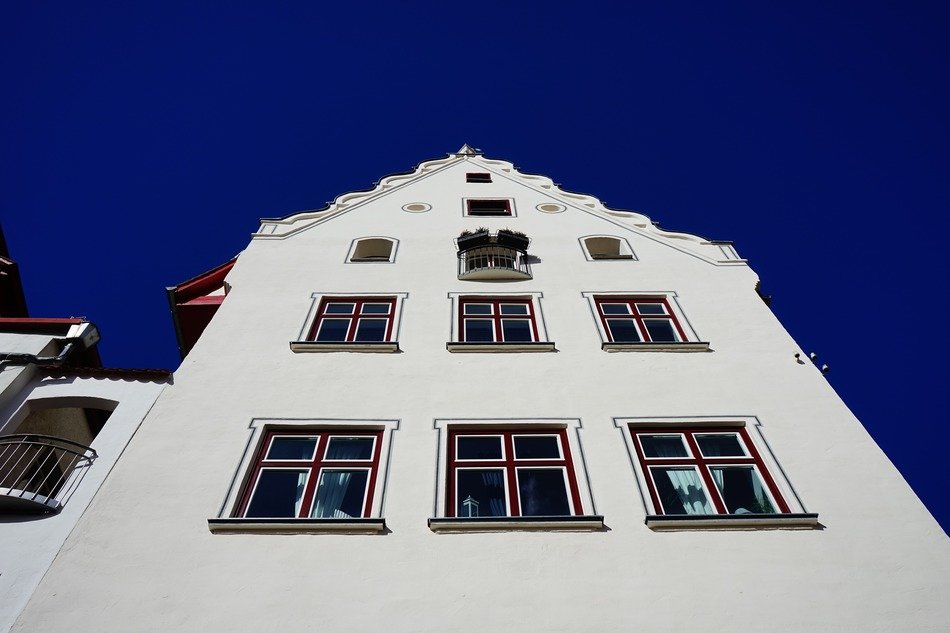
xmin=306 ymin=296 xmax=397 ymax=342
xmin=458 ymin=297 xmax=540 ymax=342
xmin=235 ymin=429 xmax=383 ymax=518
xmin=446 ymin=428 xmax=583 ymax=517
xmin=466 ymin=172 xmax=492 ymax=183
xmin=594 ymin=295 xmax=688 ymax=343
xmin=466 ymin=199 xmax=511 ymax=216
xmin=630 ymin=426 xmax=790 ymax=515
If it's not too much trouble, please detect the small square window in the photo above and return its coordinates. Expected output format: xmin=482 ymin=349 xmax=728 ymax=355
xmin=466 ymin=172 xmax=492 ymax=183
xmin=466 ymin=199 xmax=512 ymax=216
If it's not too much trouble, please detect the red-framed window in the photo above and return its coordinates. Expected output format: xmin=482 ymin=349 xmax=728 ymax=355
xmin=236 ymin=429 xmax=383 ymax=519
xmin=466 ymin=199 xmax=511 ymax=216
xmin=466 ymin=172 xmax=492 ymax=183
xmin=307 ymin=296 xmax=396 ymax=342
xmin=594 ymin=296 xmax=688 ymax=343
xmin=459 ymin=297 xmax=539 ymax=343
xmin=446 ymin=428 xmax=583 ymax=518
xmin=630 ymin=426 xmax=791 ymax=516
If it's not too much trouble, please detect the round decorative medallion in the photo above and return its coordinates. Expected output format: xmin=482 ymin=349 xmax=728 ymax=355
xmin=402 ymin=202 xmax=431 ymax=213
xmin=537 ymin=202 xmax=565 ymax=214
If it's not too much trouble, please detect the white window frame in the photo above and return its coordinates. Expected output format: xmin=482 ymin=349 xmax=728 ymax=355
xmin=579 ymin=235 xmax=638 ymax=261
xmin=346 ymin=236 xmax=399 ymax=264
xmin=209 ymin=418 xmax=399 ymax=533
xmin=614 ymin=416 xmax=818 ymax=529
xmin=291 ymin=292 xmax=408 ymax=353
xmin=446 ymin=292 xmax=555 ymax=353
xmin=429 ymin=418 xmax=602 ymax=531
xmin=582 ymin=291 xmax=709 ymax=352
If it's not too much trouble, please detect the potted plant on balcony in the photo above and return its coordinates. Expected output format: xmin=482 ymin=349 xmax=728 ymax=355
xmin=457 ymin=227 xmax=491 ymax=251
xmin=495 ymin=229 xmax=530 ymax=251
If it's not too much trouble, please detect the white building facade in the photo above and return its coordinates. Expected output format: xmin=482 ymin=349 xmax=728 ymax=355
xmin=0 ymin=305 xmax=169 ymax=631
xmin=13 ymin=147 xmax=949 ymax=631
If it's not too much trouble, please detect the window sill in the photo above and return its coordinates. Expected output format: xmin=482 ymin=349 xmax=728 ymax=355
xmin=446 ymin=342 xmax=556 ymax=353
xmin=208 ymin=518 xmax=386 ymax=534
xmin=290 ymin=341 xmax=400 ymax=353
xmin=602 ymin=342 xmax=710 ymax=353
xmin=428 ymin=515 xmax=604 ymax=532
xmin=590 ymin=255 xmax=634 ymax=260
xmin=645 ymin=513 xmax=819 ymax=530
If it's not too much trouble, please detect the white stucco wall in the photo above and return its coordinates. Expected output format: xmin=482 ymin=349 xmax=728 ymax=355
xmin=13 ymin=152 xmax=950 ymax=632
xmin=0 ymin=370 xmax=166 ymax=633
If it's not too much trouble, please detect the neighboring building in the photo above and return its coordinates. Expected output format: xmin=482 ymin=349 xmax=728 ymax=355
xmin=0 ymin=228 xmax=170 ymax=633
xmin=13 ymin=147 xmax=949 ymax=631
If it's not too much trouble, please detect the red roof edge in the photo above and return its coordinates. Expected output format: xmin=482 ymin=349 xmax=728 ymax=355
xmin=167 ymin=257 xmax=237 ymax=359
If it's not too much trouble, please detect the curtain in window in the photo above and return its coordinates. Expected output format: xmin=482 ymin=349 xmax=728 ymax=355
xmin=482 ymin=470 xmax=507 ymax=516
xmin=313 ymin=471 xmax=352 ymax=518
xmin=656 ymin=468 xmax=712 ymax=515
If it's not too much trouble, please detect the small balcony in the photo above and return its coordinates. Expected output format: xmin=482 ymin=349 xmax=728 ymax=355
xmin=457 ymin=230 xmax=532 ymax=281
xmin=0 ymin=434 xmax=97 ymax=513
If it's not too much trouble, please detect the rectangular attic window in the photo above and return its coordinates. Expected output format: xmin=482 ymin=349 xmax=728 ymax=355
xmin=466 ymin=199 xmax=511 ymax=216
xmin=466 ymin=173 xmax=492 ymax=183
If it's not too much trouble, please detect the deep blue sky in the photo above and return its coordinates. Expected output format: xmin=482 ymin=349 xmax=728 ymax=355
xmin=2 ymin=3 xmax=947 ymax=533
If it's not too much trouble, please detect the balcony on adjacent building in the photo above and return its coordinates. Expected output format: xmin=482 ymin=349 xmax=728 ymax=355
xmin=0 ymin=434 xmax=97 ymax=513
xmin=456 ymin=230 xmax=532 ymax=281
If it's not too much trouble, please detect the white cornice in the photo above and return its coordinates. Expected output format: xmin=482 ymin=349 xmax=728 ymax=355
xmin=252 ymin=148 xmax=747 ymax=266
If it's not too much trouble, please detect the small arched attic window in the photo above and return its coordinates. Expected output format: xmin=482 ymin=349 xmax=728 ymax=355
xmin=580 ymin=236 xmax=636 ymax=261
xmin=348 ymin=237 xmax=397 ymax=263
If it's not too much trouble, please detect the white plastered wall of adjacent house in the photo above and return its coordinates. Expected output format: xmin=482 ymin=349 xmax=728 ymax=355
xmin=12 ymin=153 xmax=950 ymax=632
xmin=0 ymin=372 xmax=166 ymax=633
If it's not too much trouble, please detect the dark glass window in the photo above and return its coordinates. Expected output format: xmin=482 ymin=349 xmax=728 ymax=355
xmin=631 ymin=426 xmax=790 ymax=516
xmin=459 ymin=297 xmax=538 ymax=343
xmin=595 ymin=297 xmax=686 ymax=344
xmin=447 ymin=429 xmax=581 ymax=518
xmin=466 ymin=199 xmax=511 ymax=216
xmin=308 ymin=297 xmax=396 ymax=343
xmin=239 ymin=430 xmax=382 ymax=520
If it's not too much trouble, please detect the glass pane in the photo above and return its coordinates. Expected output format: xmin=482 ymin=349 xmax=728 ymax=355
xmin=640 ymin=435 xmax=688 ymax=458
xmin=316 ymin=319 xmax=350 ymax=342
xmin=324 ymin=303 xmax=355 ymax=314
xmin=361 ymin=303 xmax=390 ymax=314
xmin=464 ymin=319 xmax=495 ymax=342
xmin=600 ymin=303 xmax=631 ymax=314
xmin=696 ymin=434 xmax=745 ymax=457
xmin=710 ymin=467 xmax=776 ymax=514
xmin=311 ymin=470 xmax=369 ymax=518
xmin=457 ymin=469 xmax=507 ymax=517
xmin=645 ymin=319 xmax=678 ymax=342
xmin=266 ymin=436 xmax=318 ymax=460
xmin=457 ymin=436 xmax=503 ymax=460
xmin=499 ymin=303 xmax=529 ymax=315
xmin=326 ymin=437 xmax=374 ymax=460
xmin=246 ymin=470 xmax=308 ymax=518
xmin=635 ymin=302 xmax=666 ymax=315
xmin=517 ymin=469 xmax=571 ymax=516
xmin=514 ymin=435 xmax=560 ymax=459
xmin=501 ymin=319 xmax=533 ymax=342
xmin=607 ymin=318 xmax=640 ymax=342
xmin=463 ymin=304 xmax=492 ymax=315
xmin=354 ymin=318 xmax=387 ymax=342
xmin=653 ymin=468 xmax=712 ymax=515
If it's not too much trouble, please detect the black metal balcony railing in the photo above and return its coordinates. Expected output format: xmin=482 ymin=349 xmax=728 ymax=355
xmin=0 ymin=434 xmax=97 ymax=513
xmin=457 ymin=246 xmax=532 ymax=280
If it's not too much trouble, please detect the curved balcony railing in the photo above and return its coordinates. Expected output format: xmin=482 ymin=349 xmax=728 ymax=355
xmin=0 ymin=434 xmax=97 ymax=513
xmin=457 ymin=246 xmax=532 ymax=281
